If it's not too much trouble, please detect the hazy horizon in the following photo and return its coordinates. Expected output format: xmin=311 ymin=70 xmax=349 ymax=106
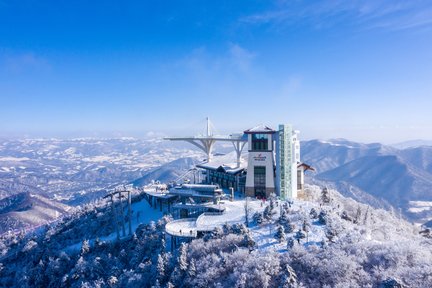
xmin=0 ymin=125 xmax=431 ymax=146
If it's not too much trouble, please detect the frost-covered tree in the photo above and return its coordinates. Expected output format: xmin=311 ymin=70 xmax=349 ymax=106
xmin=285 ymin=218 xmax=295 ymax=233
xmin=263 ymin=206 xmax=274 ymax=221
xmin=353 ymin=206 xmax=362 ymax=224
xmin=321 ymin=187 xmax=331 ymax=204
xmin=81 ymin=239 xmax=90 ymax=255
xmin=156 ymin=253 xmax=165 ymax=282
xmin=210 ymin=226 xmax=224 ymax=239
xmin=379 ymin=277 xmax=404 ymax=288
xmin=178 ymin=243 xmax=188 ymax=272
xmin=244 ymin=197 xmax=252 ymax=227
xmin=107 ymin=276 xmax=118 ymax=287
xmin=318 ymin=210 xmax=328 ymax=225
xmin=253 ymin=212 xmax=264 ymax=225
xmin=294 ymin=229 xmax=306 ymax=244
xmin=275 ymin=225 xmax=286 ymax=243
xmin=187 ymin=258 xmax=196 ymax=278
xmin=341 ymin=211 xmax=352 ymax=222
xmin=232 ymin=223 xmax=249 ymax=235
xmin=242 ymin=233 xmax=256 ymax=251
xmin=309 ymin=208 xmax=318 ymax=219
xmin=152 ymin=279 xmax=161 ymax=288
xmin=279 ymin=209 xmax=288 ymax=225
xmin=280 ymin=264 xmax=297 ymax=288
xmin=363 ymin=206 xmax=370 ymax=225
xmin=302 ymin=219 xmax=311 ymax=233
xmin=287 ymin=237 xmax=295 ymax=249
xmin=269 ymin=194 xmax=276 ymax=212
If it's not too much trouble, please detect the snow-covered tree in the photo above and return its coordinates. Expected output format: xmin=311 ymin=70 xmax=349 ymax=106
xmin=81 ymin=239 xmax=90 ymax=255
xmin=187 ymin=258 xmax=196 ymax=278
xmin=275 ymin=225 xmax=286 ymax=243
xmin=280 ymin=264 xmax=297 ymax=288
xmin=309 ymin=208 xmax=318 ymax=219
xmin=156 ymin=254 xmax=165 ymax=282
xmin=231 ymin=223 xmax=249 ymax=235
xmin=353 ymin=206 xmax=362 ymax=224
xmin=242 ymin=233 xmax=256 ymax=251
xmin=263 ymin=206 xmax=274 ymax=221
xmin=178 ymin=243 xmax=188 ymax=272
xmin=107 ymin=276 xmax=118 ymax=287
xmin=341 ymin=211 xmax=352 ymax=222
xmin=318 ymin=210 xmax=328 ymax=225
xmin=279 ymin=209 xmax=288 ymax=225
xmin=379 ymin=277 xmax=403 ymax=288
xmin=321 ymin=187 xmax=331 ymax=204
xmin=294 ymin=229 xmax=306 ymax=244
xmin=302 ymin=219 xmax=311 ymax=233
xmin=244 ymin=197 xmax=252 ymax=227
xmin=287 ymin=237 xmax=295 ymax=249
xmin=253 ymin=212 xmax=264 ymax=225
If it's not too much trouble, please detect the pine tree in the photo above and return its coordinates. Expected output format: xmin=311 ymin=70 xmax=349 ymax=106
xmin=187 ymin=258 xmax=196 ymax=278
xmin=107 ymin=276 xmax=118 ymax=287
xmin=242 ymin=233 xmax=256 ymax=250
xmin=287 ymin=237 xmax=295 ymax=249
xmin=294 ymin=229 xmax=306 ymax=244
xmin=244 ymin=197 xmax=252 ymax=227
xmin=152 ymin=279 xmax=161 ymax=288
xmin=80 ymin=239 xmax=90 ymax=255
xmin=321 ymin=187 xmax=330 ymax=204
xmin=253 ymin=212 xmax=264 ymax=225
xmin=157 ymin=254 xmax=165 ymax=282
xmin=178 ymin=243 xmax=188 ymax=272
xmin=309 ymin=208 xmax=318 ymax=219
xmin=353 ymin=206 xmax=362 ymax=224
xmin=363 ymin=206 xmax=370 ymax=225
xmin=279 ymin=209 xmax=288 ymax=225
xmin=269 ymin=196 xmax=275 ymax=212
xmin=302 ymin=219 xmax=311 ymax=233
xmin=263 ymin=206 xmax=272 ymax=220
xmin=341 ymin=211 xmax=352 ymax=222
xmin=285 ymin=219 xmax=294 ymax=233
xmin=280 ymin=264 xmax=298 ymax=288
xmin=318 ymin=210 xmax=328 ymax=225
xmin=274 ymin=225 xmax=286 ymax=243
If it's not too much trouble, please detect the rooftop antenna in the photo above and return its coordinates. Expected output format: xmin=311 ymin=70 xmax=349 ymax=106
xmin=206 ymin=116 xmax=212 ymax=137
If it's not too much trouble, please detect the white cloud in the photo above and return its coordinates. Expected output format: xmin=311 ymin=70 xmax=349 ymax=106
xmin=228 ymin=43 xmax=256 ymax=73
xmin=177 ymin=43 xmax=256 ymax=76
xmin=240 ymin=0 xmax=432 ymax=32
xmin=1 ymin=52 xmax=51 ymax=74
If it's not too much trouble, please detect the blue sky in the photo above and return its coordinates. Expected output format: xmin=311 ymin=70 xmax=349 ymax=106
xmin=0 ymin=0 xmax=431 ymax=143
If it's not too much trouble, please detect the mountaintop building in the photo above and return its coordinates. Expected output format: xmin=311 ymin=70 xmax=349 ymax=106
xmin=166 ymin=120 xmax=313 ymax=200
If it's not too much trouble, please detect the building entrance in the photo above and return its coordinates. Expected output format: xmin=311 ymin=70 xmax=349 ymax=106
xmin=254 ymin=166 xmax=266 ymax=198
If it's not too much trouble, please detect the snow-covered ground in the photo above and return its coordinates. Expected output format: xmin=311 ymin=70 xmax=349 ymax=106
xmin=65 ymin=196 xmax=163 ymax=252
xmin=165 ymin=195 xmax=330 ymax=253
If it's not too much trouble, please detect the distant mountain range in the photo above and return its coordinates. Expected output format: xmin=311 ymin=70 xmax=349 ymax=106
xmin=132 ymin=157 xmax=199 ymax=186
xmin=391 ymin=139 xmax=432 ymax=149
xmin=301 ymin=139 xmax=432 ymax=225
xmin=1 ymin=137 xmax=432 ymax=233
xmin=0 ymin=138 xmax=203 ymax=204
xmin=0 ymin=192 xmax=72 ymax=234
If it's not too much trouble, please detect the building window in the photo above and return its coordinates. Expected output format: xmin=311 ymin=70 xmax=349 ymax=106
xmin=252 ymin=134 xmax=269 ymax=150
xmin=254 ymin=166 xmax=266 ymax=198
xmin=254 ymin=166 xmax=266 ymax=186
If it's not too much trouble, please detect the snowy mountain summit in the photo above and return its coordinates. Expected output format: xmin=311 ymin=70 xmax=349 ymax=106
xmin=0 ymin=184 xmax=431 ymax=287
